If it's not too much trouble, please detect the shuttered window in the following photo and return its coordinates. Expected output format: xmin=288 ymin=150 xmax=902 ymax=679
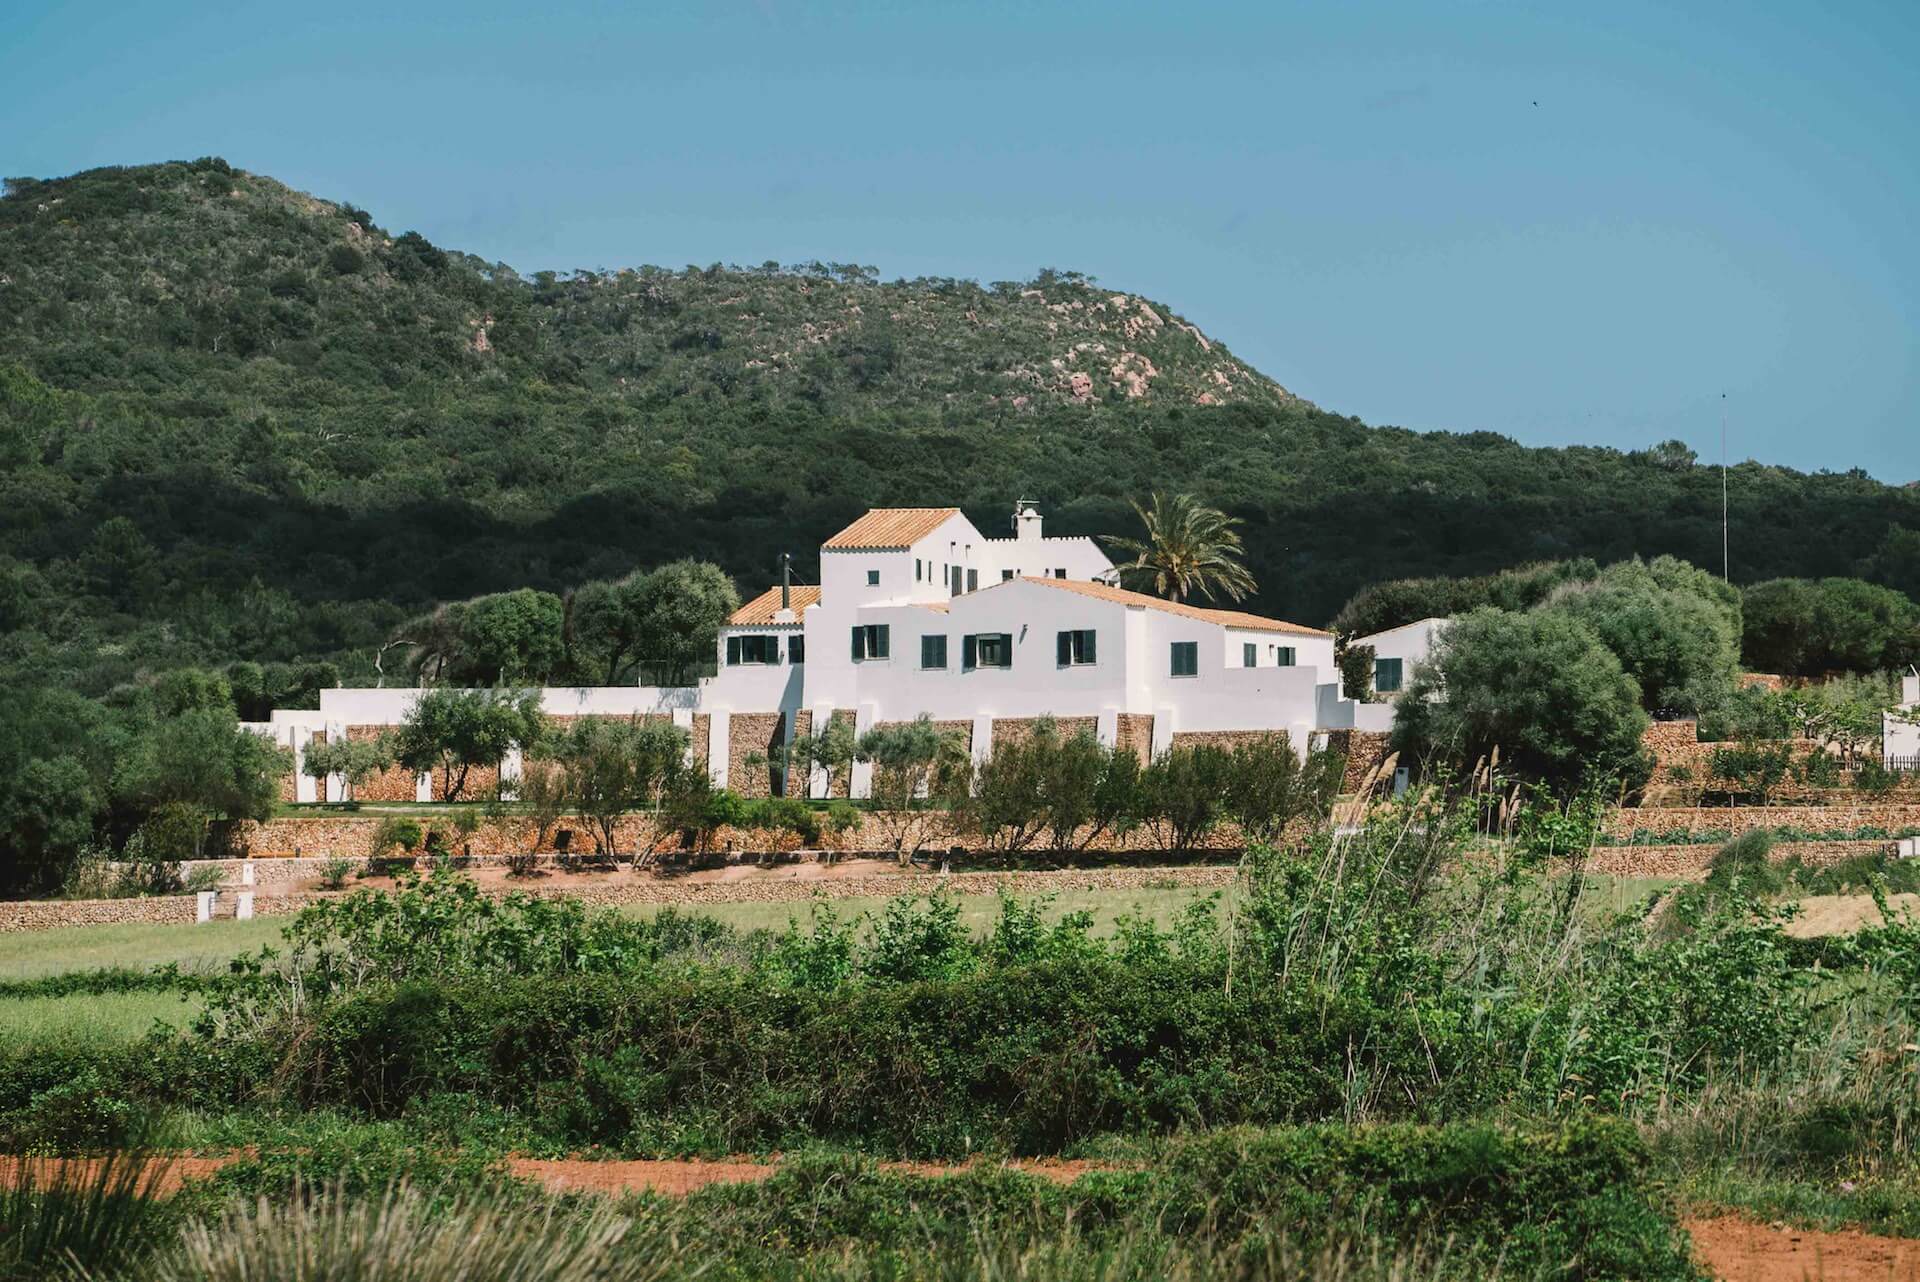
xmin=1170 ymin=641 xmax=1198 ymax=677
xmin=1374 ymin=658 xmax=1404 ymax=693
xmin=851 ymin=624 xmax=890 ymax=661
xmin=1276 ymin=646 xmax=1295 ymax=667
xmin=921 ymin=634 xmax=948 ymax=669
xmin=1243 ymin=643 xmax=1258 ymax=668
xmin=963 ymin=633 xmax=1012 ymax=670
xmin=1057 ymin=629 xmax=1096 ymax=666
xmin=727 ymin=636 xmax=779 ymax=665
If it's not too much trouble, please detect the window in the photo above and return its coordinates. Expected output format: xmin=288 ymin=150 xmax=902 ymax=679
xmin=1001 ymin=569 xmax=1015 ymax=582
xmin=1053 ymin=568 xmax=1067 ymax=579
xmin=1275 ymin=646 xmax=1295 ymax=667
xmin=966 ymin=568 xmax=978 ymax=593
xmin=963 ymin=632 xmax=1012 ymax=670
xmin=788 ymin=636 xmax=805 ymax=664
xmin=1243 ymin=643 xmax=1258 ymax=668
xmin=726 ymin=635 xmax=780 ymax=665
xmin=920 ymin=634 xmax=948 ymax=669
xmin=851 ymin=624 xmax=890 ymax=661
xmin=1374 ymin=657 xmax=1404 ymax=694
xmin=864 ymin=569 xmax=879 ymax=586
xmin=1057 ymin=629 xmax=1097 ymax=666
xmin=950 ymin=565 xmax=962 ymax=596
xmin=1170 ymin=641 xmax=1198 ymax=677
xmin=915 ymin=559 xmax=922 ymax=582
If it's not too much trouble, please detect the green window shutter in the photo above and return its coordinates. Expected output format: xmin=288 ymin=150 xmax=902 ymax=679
xmin=851 ymin=627 xmax=865 ymax=661
xmin=874 ymin=625 xmax=890 ymax=659
xmin=962 ymin=635 xmax=978 ymax=671
xmin=998 ymin=634 xmax=1013 ymax=666
xmin=727 ymin=636 xmax=741 ymax=665
xmin=1243 ymin=642 xmax=1256 ymax=667
xmin=1057 ymin=631 xmax=1072 ymax=666
xmin=1082 ymin=630 xmax=1095 ymax=665
xmin=1278 ymin=647 xmax=1295 ymax=667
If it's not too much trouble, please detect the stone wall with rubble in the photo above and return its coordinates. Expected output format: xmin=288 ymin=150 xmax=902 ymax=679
xmin=2 ymin=864 xmax=1243 ymax=933
xmin=1586 ymin=839 xmax=1896 ymax=878
xmin=1636 ymin=720 xmax=1914 ymax=806
xmin=1115 ymin=713 xmax=1154 ymax=764
xmin=989 ymin=717 xmax=1098 ymax=748
xmin=235 ymin=804 xmax=1272 ymax=861
xmin=1323 ymin=729 xmax=1393 ymax=791
xmin=1603 ymin=803 xmax=1920 ymax=839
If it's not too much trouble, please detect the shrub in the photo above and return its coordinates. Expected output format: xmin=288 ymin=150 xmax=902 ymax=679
xmin=1855 ymin=758 xmax=1907 ymax=797
xmin=317 ymin=856 xmax=353 ymax=891
xmin=366 ymin=817 xmax=421 ymax=871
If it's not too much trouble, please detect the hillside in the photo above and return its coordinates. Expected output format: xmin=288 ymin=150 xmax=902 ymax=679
xmin=3 ymin=157 xmax=1919 ymax=691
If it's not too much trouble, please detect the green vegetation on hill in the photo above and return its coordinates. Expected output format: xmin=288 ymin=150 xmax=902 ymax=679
xmin=6 ymin=158 xmax=1920 ymax=698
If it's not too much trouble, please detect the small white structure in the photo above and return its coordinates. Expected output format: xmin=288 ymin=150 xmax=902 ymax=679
xmin=1886 ymin=667 xmax=1920 ymax=767
xmin=235 ymin=891 xmax=255 ymax=921
xmin=195 ymin=891 xmax=217 ymax=924
xmin=1350 ymin=617 xmax=1449 ymax=700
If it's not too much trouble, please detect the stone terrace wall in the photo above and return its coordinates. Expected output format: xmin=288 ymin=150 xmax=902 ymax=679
xmin=1115 ymin=714 xmax=1154 ymax=765
xmin=240 ymin=805 xmax=1265 ymax=860
xmin=2 ymin=865 xmax=1241 ymax=934
xmin=1604 ymin=804 xmax=1920 ymax=838
xmin=1323 ymin=730 xmax=1392 ymax=792
xmin=727 ymin=712 xmax=784 ymax=799
xmin=990 ymin=717 xmax=1097 ymax=748
xmin=1587 ymin=839 xmax=1896 ymax=879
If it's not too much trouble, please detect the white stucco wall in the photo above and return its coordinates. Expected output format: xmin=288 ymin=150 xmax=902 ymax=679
xmin=1888 ymin=671 xmax=1920 ymax=763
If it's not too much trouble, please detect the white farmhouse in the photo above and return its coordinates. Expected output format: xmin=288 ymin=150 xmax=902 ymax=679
xmin=259 ymin=502 xmax=1382 ymax=801
xmin=1887 ymin=667 xmax=1920 ymax=767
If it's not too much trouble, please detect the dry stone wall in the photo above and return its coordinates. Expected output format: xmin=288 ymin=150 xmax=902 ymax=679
xmin=1604 ymin=804 xmax=1920 ymax=838
xmin=1587 ymin=839 xmax=1896 ymax=878
xmin=991 ymin=717 xmax=1096 ymax=748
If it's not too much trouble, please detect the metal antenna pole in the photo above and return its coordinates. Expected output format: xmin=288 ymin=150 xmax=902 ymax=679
xmin=1720 ymin=393 xmax=1729 ymax=583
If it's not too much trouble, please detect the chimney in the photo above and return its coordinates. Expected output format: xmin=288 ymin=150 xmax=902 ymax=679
xmin=1014 ymin=500 xmax=1043 ymax=544
xmin=773 ymin=552 xmax=796 ymax=624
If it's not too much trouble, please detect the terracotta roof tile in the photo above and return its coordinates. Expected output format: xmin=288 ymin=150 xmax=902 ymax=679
xmin=729 ymin=584 xmax=821 ymax=626
xmin=822 ymin=508 xmax=961 ymax=550
xmin=1019 ymin=576 xmax=1330 ymax=636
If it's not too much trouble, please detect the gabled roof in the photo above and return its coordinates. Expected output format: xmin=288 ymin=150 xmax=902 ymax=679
xmin=1019 ymin=576 xmax=1331 ymax=637
xmin=729 ymin=585 xmax=822 ymax=626
xmin=823 ymin=508 xmax=962 ymax=551
xmin=1354 ymin=616 xmax=1449 ymax=644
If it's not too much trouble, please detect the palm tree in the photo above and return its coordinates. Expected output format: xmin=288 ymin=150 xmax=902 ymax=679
xmin=1102 ymin=492 xmax=1257 ymax=604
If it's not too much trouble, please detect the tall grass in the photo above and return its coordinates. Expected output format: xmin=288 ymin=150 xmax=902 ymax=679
xmin=0 ymin=1147 xmax=177 ymax=1281
xmin=145 ymin=1185 xmax=685 ymax=1282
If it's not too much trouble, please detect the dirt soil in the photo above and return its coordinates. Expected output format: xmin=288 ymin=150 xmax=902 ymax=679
xmin=1784 ymin=893 xmax=1920 ymax=938
xmin=1688 ymin=1214 xmax=1920 ymax=1281
xmin=13 ymin=1155 xmax=1918 ymax=1276
xmin=0 ymin=1153 xmax=1108 ymax=1200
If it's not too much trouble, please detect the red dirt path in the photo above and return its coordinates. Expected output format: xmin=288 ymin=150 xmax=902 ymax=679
xmin=1688 ymin=1214 xmax=1920 ymax=1281
xmin=9 ymin=1155 xmax=1917 ymax=1277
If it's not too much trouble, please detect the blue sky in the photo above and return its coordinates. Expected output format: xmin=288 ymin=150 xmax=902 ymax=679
xmin=4 ymin=0 xmax=1915 ymax=479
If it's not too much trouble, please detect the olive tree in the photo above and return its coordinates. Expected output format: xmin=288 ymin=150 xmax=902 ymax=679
xmin=391 ymin=688 xmax=544 ymax=802
xmin=857 ymin=717 xmax=970 ymax=864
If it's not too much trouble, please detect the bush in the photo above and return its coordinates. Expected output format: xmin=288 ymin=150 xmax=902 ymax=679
xmin=1855 ymin=759 xmax=1907 ymax=797
xmin=317 ymin=856 xmax=353 ymax=891
xmin=367 ymin=817 xmax=422 ymax=869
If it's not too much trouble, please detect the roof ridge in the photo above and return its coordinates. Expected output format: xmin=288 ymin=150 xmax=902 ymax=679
xmin=1017 ymin=576 xmax=1330 ymax=637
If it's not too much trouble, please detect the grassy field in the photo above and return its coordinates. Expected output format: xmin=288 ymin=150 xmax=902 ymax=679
xmin=0 ymin=885 xmax=1221 ymax=985
xmin=0 ymin=874 xmax=1685 ymax=987
xmin=0 ymin=989 xmax=204 ymax=1042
